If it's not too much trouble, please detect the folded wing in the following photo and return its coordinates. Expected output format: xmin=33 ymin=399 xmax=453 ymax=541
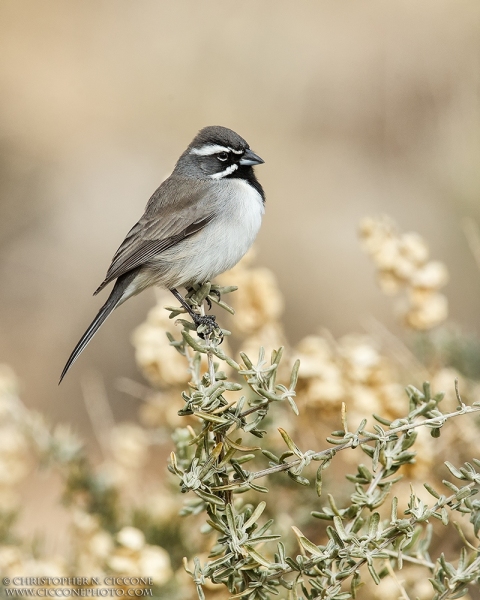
xmin=94 ymin=178 xmax=216 ymax=295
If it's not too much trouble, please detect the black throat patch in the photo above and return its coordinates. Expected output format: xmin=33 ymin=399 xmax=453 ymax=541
xmin=227 ymin=166 xmax=265 ymax=203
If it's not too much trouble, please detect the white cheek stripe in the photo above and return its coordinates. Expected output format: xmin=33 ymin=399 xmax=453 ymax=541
xmin=191 ymin=144 xmax=244 ymax=156
xmin=210 ymin=164 xmax=238 ymax=179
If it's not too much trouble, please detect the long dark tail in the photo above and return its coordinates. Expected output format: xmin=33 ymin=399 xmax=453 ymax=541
xmin=59 ymin=270 xmax=138 ymax=384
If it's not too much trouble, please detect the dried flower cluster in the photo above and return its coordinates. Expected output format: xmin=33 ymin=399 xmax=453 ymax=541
xmin=217 ymin=250 xmax=285 ymax=360
xmin=359 ymin=216 xmax=449 ymax=329
xmin=133 ymin=302 xmax=194 ymax=388
xmin=73 ymin=514 xmax=172 ymax=584
xmin=0 ymin=367 xmax=173 ymax=594
xmin=293 ymin=333 xmax=405 ymax=421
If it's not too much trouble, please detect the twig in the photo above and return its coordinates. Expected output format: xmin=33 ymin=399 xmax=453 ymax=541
xmin=382 ymin=549 xmax=435 ymax=570
xmin=207 ymin=351 xmax=216 ymax=387
xmin=263 ymin=484 xmax=475 ymax=586
xmin=251 ymin=404 xmax=480 ymax=481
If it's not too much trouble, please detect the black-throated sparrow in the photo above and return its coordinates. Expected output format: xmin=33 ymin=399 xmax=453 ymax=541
xmin=60 ymin=126 xmax=265 ymax=382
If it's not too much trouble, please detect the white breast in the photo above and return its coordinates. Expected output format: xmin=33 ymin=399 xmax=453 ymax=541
xmin=153 ymin=178 xmax=264 ymax=288
xmin=198 ymin=178 xmax=264 ymax=279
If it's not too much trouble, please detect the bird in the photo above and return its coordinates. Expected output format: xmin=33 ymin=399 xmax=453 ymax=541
xmin=59 ymin=126 xmax=265 ymax=383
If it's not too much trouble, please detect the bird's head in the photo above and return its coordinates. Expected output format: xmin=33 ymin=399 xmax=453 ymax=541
xmin=176 ymin=126 xmax=264 ymax=180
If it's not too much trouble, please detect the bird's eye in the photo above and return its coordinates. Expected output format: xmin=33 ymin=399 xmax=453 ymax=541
xmin=217 ymin=152 xmax=229 ymax=161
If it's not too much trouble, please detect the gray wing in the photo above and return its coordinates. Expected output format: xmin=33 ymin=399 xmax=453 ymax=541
xmin=94 ymin=177 xmax=217 ymax=295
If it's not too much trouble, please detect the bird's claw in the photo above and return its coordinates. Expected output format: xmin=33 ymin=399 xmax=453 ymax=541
xmin=205 ymin=289 xmax=221 ymax=311
xmin=194 ymin=314 xmax=223 ymax=343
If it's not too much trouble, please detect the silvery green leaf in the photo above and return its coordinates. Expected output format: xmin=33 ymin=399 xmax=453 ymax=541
xmin=327 ymin=436 xmax=350 ymax=445
xmin=212 ymin=298 xmax=235 ymax=314
xmin=445 ymin=461 xmax=466 ymax=480
xmin=456 ymin=486 xmax=474 ymax=501
xmin=206 ymin=518 xmax=227 ymax=534
xmin=291 ymin=526 xmax=324 ymax=558
xmin=316 ymin=466 xmax=323 ymax=497
xmin=210 ymin=346 xmax=240 ymax=369
xmin=194 ymin=411 xmax=228 ymax=424
xmin=311 ymin=511 xmax=332 ymax=520
xmin=217 ymin=447 xmax=237 ymax=469
xmin=284 ymin=557 xmax=299 ymax=572
xmin=287 ymin=472 xmax=310 ymax=486
xmin=226 ymin=438 xmax=260 ymax=452
xmin=262 ymin=450 xmax=279 ymax=463
xmin=239 ymin=352 xmax=253 ymax=369
xmin=422 ymin=483 xmax=440 ymax=500
xmin=372 ymin=443 xmax=380 ymax=472
xmin=272 ymin=346 xmax=284 ymax=365
xmin=227 ymin=587 xmax=256 ymax=599
xmin=182 ymin=331 xmax=207 ymax=353
xmin=244 ymin=546 xmax=272 ymax=568
xmin=249 ymin=482 xmax=268 ymax=494
xmin=429 ymin=578 xmax=445 ymax=592
xmin=278 ymin=428 xmax=302 ymax=456
xmin=440 ymin=507 xmax=448 ymax=525
xmin=289 ymin=359 xmax=300 ymax=388
xmin=256 ymin=388 xmax=280 ymax=401
xmin=443 ymin=480 xmax=460 ymax=493
xmin=287 ymin=396 xmax=299 ymax=416
xmin=224 ymin=382 xmax=243 ymax=391
xmin=368 ymin=513 xmax=380 ymax=538
xmin=194 ymin=489 xmax=225 ymax=507
xmin=367 ymin=564 xmax=380 ymax=585
xmin=359 ymin=448 xmax=374 ymax=465
xmin=439 ymin=554 xmax=456 ymax=577
xmin=248 ymin=535 xmax=281 ymax=544
xmin=327 ymin=494 xmax=343 ymax=517
xmin=243 ymin=501 xmax=266 ymax=530
xmin=450 ymin=588 xmax=469 ymax=599
xmin=207 ymin=553 xmax=234 ymax=570
xmin=390 ymin=496 xmax=398 ymax=522
xmin=234 ymin=454 xmax=256 ymax=464
xmin=373 ymin=414 xmax=391 ymax=426
xmin=333 ymin=516 xmax=349 ymax=541
xmin=252 ymin=518 xmax=275 ymax=538
xmin=175 ymin=318 xmax=196 ymax=330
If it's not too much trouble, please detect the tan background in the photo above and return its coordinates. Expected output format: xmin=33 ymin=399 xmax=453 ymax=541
xmin=1 ymin=0 xmax=480 ymax=435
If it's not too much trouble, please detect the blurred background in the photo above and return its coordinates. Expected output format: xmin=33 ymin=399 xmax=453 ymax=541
xmin=1 ymin=0 xmax=480 ymax=560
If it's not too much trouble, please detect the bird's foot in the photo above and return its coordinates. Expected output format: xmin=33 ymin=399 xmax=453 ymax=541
xmin=187 ymin=286 xmax=221 ymax=311
xmin=193 ymin=314 xmax=223 ymax=343
xmin=170 ymin=287 xmax=223 ymax=342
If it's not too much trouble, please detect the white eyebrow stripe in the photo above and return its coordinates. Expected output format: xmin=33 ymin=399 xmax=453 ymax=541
xmin=190 ymin=144 xmax=244 ymax=156
xmin=209 ymin=164 xmax=238 ymax=179
xmin=191 ymin=144 xmax=230 ymax=156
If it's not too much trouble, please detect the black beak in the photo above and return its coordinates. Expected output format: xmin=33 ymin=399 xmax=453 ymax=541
xmin=239 ymin=148 xmax=264 ymax=166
